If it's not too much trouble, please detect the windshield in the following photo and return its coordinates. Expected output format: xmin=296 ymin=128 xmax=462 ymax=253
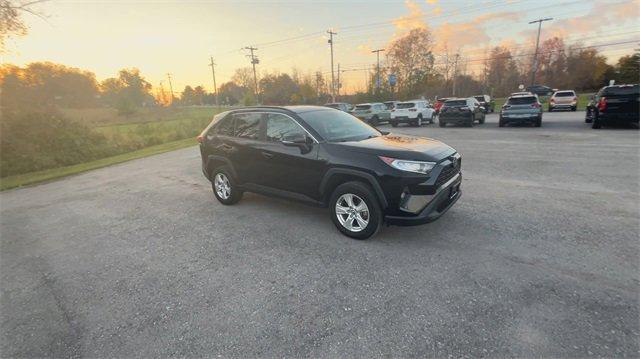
xmin=444 ymin=100 xmax=466 ymax=107
xmin=299 ymin=109 xmax=380 ymax=142
xmin=354 ymin=105 xmax=371 ymax=110
xmin=508 ymin=96 xmax=537 ymax=105
xmin=554 ymin=92 xmax=574 ymax=97
xmin=396 ymin=102 xmax=415 ymax=109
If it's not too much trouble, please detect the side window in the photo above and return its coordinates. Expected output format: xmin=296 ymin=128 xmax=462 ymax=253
xmin=215 ymin=116 xmax=234 ymax=136
xmin=266 ymin=113 xmax=305 ymax=142
xmin=234 ymin=113 xmax=261 ymax=139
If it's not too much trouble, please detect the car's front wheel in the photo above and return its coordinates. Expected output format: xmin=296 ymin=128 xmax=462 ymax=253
xmin=211 ymin=166 xmax=243 ymax=205
xmin=329 ymin=182 xmax=382 ymax=240
xmin=390 ymin=120 xmax=398 ymax=127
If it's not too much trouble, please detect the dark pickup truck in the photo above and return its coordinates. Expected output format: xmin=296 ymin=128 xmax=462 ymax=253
xmin=589 ymin=84 xmax=639 ymax=129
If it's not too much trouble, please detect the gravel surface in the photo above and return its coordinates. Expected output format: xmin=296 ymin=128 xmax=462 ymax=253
xmin=1 ymin=111 xmax=638 ymax=357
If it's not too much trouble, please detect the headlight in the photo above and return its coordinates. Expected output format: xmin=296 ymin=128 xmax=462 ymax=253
xmin=379 ymin=156 xmax=435 ymax=175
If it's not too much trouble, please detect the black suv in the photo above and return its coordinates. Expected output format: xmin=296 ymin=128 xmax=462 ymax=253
xmin=588 ymin=84 xmax=639 ymax=129
xmin=198 ymin=106 xmax=462 ymax=239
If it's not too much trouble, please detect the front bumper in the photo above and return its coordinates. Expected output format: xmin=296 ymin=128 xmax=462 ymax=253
xmin=385 ymin=173 xmax=462 ymax=226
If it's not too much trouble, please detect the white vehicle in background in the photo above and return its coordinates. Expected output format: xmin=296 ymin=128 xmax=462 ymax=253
xmin=389 ymin=100 xmax=435 ymax=127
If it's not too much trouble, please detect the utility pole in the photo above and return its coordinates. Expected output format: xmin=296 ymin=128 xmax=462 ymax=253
xmin=336 ymin=63 xmax=341 ymax=99
xmin=244 ymin=46 xmax=259 ymax=102
xmin=166 ymin=73 xmax=174 ymax=106
xmin=452 ymin=53 xmax=460 ymax=97
xmin=372 ymin=49 xmax=385 ymax=96
xmin=208 ymin=56 xmax=219 ymax=107
xmin=529 ymin=17 xmax=553 ymax=86
xmin=327 ymin=30 xmax=337 ymax=102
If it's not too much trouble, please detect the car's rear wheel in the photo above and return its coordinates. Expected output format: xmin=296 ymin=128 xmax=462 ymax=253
xmin=548 ymin=106 xmax=554 ymax=112
xmin=498 ymin=117 xmax=505 ymax=127
xmin=211 ymin=166 xmax=243 ymax=205
xmin=390 ymin=120 xmax=398 ymax=127
xmin=535 ymin=116 xmax=542 ymax=127
xmin=479 ymin=113 xmax=485 ymax=124
xmin=416 ymin=114 xmax=423 ymax=126
xmin=465 ymin=116 xmax=474 ymax=127
xmin=571 ymin=106 xmax=577 ymax=112
xmin=592 ymin=117 xmax=602 ymax=129
xmin=370 ymin=115 xmax=379 ymax=126
xmin=439 ymin=120 xmax=446 ymax=127
xmin=329 ymin=182 xmax=382 ymax=240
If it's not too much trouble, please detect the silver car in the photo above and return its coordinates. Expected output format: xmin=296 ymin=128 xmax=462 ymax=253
xmin=499 ymin=94 xmax=543 ymax=127
xmin=549 ymin=90 xmax=577 ymax=112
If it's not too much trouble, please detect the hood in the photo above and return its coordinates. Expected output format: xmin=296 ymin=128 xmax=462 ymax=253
xmin=332 ymin=134 xmax=456 ymax=162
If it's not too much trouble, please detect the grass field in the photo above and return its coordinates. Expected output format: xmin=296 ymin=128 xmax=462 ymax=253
xmin=2 ymin=106 xmax=229 ymax=190
xmin=0 ymin=138 xmax=197 ymax=191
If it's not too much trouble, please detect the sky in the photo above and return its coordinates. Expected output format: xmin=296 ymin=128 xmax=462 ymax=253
xmin=2 ymin=0 xmax=639 ymax=94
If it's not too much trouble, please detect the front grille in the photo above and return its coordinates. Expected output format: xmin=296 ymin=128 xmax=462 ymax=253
xmin=435 ymin=155 xmax=461 ymax=188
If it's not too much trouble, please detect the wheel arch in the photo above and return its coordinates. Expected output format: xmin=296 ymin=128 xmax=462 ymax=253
xmin=206 ymin=155 xmax=238 ymax=181
xmin=320 ymin=168 xmax=388 ymax=209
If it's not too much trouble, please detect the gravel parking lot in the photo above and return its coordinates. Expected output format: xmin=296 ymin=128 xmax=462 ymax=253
xmin=1 ymin=111 xmax=638 ymax=357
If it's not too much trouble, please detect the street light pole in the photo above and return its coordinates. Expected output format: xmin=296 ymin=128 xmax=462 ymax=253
xmin=372 ymin=49 xmax=385 ymax=97
xmin=529 ymin=17 xmax=553 ymax=86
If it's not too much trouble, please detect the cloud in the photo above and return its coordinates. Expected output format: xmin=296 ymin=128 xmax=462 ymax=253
xmin=432 ymin=6 xmax=442 ymax=16
xmin=518 ymin=0 xmax=640 ymax=40
xmin=426 ymin=0 xmax=437 ymax=4
xmin=431 ymin=11 xmax=522 ymax=51
xmin=392 ymin=0 xmax=428 ymax=31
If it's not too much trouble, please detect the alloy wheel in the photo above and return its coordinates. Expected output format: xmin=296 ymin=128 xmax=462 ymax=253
xmin=335 ymin=193 xmax=369 ymax=232
xmin=214 ymin=173 xmax=231 ymax=200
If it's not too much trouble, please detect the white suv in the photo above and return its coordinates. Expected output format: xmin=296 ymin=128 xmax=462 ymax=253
xmin=390 ymin=100 xmax=435 ymax=127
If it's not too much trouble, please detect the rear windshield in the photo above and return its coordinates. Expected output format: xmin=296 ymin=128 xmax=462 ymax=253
xmin=354 ymin=105 xmax=371 ymax=110
xmin=554 ymin=91 xmax=575 ymax=97
xmin=602 ymin=85 xmax=639 ymax=96
xmin=474 ymin=96 xmax=485 ymax=101
xmin=444 ymin=100 xmax=466 ymax=107
xmin=396 ymin=102 xmax=415 ymax=109
xmin=508 ymin=96 xmax=537 ymax=105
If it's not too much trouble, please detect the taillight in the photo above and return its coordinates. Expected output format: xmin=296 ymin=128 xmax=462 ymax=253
xmin=409 ymin=108 xmax=417 ymax=112
xmin=502 ymin=105 xmax=511 ymax=110
xmin=598 ymin=97 xmax=607 ymax=112
xmin=531 ymin=103 xmax=540 ymax=108
xmin=550 ymin=98 xmax=555 ymax=103
xmin=197 ymin=134 xmax=204 ymax=143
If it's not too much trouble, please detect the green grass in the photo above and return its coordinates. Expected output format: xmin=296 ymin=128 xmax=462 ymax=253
xmin=1 ymin=138 xmax=197 ymax=191
xmin=493 ymin=93 xmax=593 ymax=111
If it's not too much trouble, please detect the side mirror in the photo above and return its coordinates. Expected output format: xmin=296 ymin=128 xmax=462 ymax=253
xmin=282 ymin=133 xmax=308 ymax=146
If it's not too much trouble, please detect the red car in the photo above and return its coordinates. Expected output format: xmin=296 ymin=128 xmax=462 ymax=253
xmin=434 ymin=98 xmax=450 ymax=114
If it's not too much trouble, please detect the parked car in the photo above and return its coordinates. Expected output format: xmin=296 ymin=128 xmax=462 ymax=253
xmin=499 ymin=94 xmax=543 ymax=127
xmin=383 ymin=101 xmax=400 ymax=110
xmin=197 ymin=106 xmax=462 ymax=239
xmin=434 ymin=97 xmax=450 ymax=114
xmin=350 ymin=102 xmax=390 ymax=126
xmin=549 ymin=90 xmax=577 ymax=112
xmin=526 ymin=85 xmax=554 ymax=96
xmin=473 ymin=94 xmax=495 ymax=113
xmin=324 ymin=102 xmax=352 ymax=112
xmin=589 ymin=84 xmax=639 ymax=129
xmin=438 ymin=98 xmax=486 ymax=127
xmin=389 ymin=100 xmax=435 ymax=127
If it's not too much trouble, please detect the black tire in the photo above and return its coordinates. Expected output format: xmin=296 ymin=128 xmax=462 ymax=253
xmin=329 ymin=181 xmax=382 ymax=240
xmin=464 ymin=116 xmax=474 ymax=127
xmin=498 ymin=116 xmax=505 ymax=127
xmin=211 ymin=166 xmax=243 ymax=205
xmin=429 ymin=114 xmax=435 ymax=124
xmin=479 ymin=114 xmax=485 ymax=124
xmin=439 ymin=120 xmax=446 ymax=127
xmin=416 ymin=114 xmax=423 ymax=126
xmin=571 ymin=106 xmax=577 ymax=112
xmin=585 ymin=110 xmax=593 ymax=123
xmin=390 ymin=121 xmax=398 ymax=127
xmin=548 ymin=106 xmax=554 ymax=112
xmin=534 ymin=116 xmax=542 ymax=127
xmin=370 ymin=115 xmax=379 ymax=126
xmin=592 ymin=117 xmax=602 ymax=129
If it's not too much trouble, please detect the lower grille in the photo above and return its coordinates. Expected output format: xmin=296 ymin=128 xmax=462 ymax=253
xmin=435 ymin=156 xmax=461 ymax=188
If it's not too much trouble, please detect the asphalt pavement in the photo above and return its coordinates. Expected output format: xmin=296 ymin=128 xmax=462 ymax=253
xmin=1 ymin=111 xmax=638 ymax=357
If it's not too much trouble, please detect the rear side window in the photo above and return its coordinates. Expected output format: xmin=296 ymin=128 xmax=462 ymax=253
xmin=266 ymin=114 xmax=305 ymax=142
xmin=355 ymin=105 xmax=371 ymax=110
xmin=234 ymin=113 xmax=262 ymax=139
xmin=602 ymin=85 xmax=639 ymax=96
xmin=508 ymin=96 xmax=537 ymax=105
xmin=397 ymin=103 xmax=415 ymax=109
xmin=474 ymin=96 xmax=484 ymax=102
xmin=554 ymin=91 xmax=575 ymax=97
xmin=214 ymin=116 xmax=234 ymax=136
xmin=444 ymin=100 xmax=466 ymax=107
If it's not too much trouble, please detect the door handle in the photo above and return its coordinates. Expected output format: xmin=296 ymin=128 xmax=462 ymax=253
xmin=221 ymin=144 xmax=233 ymax=150
xmin=261 ymin=151 xmax=274 ymax=159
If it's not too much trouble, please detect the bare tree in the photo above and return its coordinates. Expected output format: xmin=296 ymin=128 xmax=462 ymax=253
xmin=0 ymin=0 xmax=47 ymax=51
